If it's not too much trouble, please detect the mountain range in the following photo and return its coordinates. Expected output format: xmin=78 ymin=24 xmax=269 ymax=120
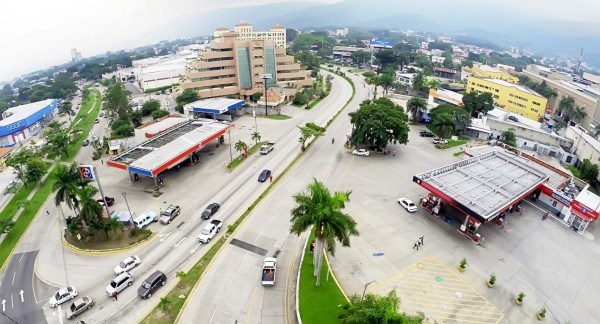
xmin=136 ymin=0 xmax=600 ymax=68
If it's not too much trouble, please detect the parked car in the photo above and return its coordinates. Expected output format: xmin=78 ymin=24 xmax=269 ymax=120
xmin=352 ymin=149 xmax=370 ymax=156
xmin=398 ymin=198 xmax=418 ymax=212
xmin=432 ymin=138 xmax=448 ymax=145
xmin=419 ymin=130 xmax=435 ymax=137
xmin=201 ymin=203 xmax=220 ymax=219
xmin=508 ymin=116 xmax=519 ymax=122
xmin=82 ymin=140 xmax=89 ymax=146
xmin=133 ymin=212 xmax=158 ymax=229
xmin=138 ymin=271 xmax=167 ymax=299
xmin=159 ymin=205 xmax=181 ymax=224
xmin=49 ymin=287 xmax=78 ymax=307
xmin=94 ymin=119 xmax=100 ymax=124
xmin=96 ymin=196 xmax=115 ymax=207
xmin=66 ymin=297 xmax=94 ymax=320
xmin=258 ymin=169 xmax=271 ymax=182
xmin=114 ymin=255 xmax=142 ymax=275
xmin=106 ymin=272 xmax=133 ymax=296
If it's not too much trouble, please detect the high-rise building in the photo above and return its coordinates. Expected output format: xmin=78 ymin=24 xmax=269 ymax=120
xmin=467 ymin=76 xmax=548 ymax=121
xmin=181 ymin=23 xmax=312 ymax=100
xmin=70 ymin=48 xmax=82 ymax=63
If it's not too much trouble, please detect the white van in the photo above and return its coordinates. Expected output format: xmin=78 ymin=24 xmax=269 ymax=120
xmin=106 ymin=272 xmax=133 ymax=296
xmin=133 ymin=211 xmax=158 ymax=229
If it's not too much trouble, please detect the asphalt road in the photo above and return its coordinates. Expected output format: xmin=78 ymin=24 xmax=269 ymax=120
xmin=0 ymin=252 xmax=46 ymax=324
xmin=17 ymin=70 xmax=355 ymax=323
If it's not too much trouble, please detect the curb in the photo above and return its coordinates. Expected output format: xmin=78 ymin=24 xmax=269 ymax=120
xmin=295 ymin=226 xmax=311 ymax=324
xmin=61 ymin=231 xmax=157 ymax=255
xmin=323 ymin=251 xmax=350 ymax=302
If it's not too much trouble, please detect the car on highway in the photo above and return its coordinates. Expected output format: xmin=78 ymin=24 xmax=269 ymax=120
xmin=159 ymin=204 xmax=181 ymax=224
xmin=258 ymin=169 xmax=271 ymax=182
xmin=198 ymin=220 xmax=222 ymax=243
xmin=114 ymin=255 xmax=142 ymax=275
xmin=352 ymin=149 xmax=370 ymax=156
xmin=82 ymin=140 xmax=89 ymax=146
xmin=138 ymin=270 xmax=167 ymax=299
xmin=398 ymin=198 xmax=418 ymax=212
xmin=49 ymin=286 xmax=78 ymax=307
xmin=106 ymin=272 xmax=133 ymax=296
xmin=201 ymin=203 xmax=220 ymax=219
xmin=420 ymin=130 xmax=435 ymax=137
xmin=133 ymin=211 xmax=158 ymax=229
xmin=432 ymin=138 xmax=448 ymax=145
xmin=66 ymin=297 xmax=94 ymax=320
xmin=94 ymin=118 xmax=100 ymax=124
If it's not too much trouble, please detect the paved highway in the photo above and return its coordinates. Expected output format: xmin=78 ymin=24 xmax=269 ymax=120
xmin=1 ymin=70 xmax=355 ymax=323
xmin=176 ymin=69 xmax=369 ymax=324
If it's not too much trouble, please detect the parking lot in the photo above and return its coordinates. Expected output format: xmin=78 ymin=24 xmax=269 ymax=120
xmin=327 ymin=126 xmax=600 ymax=323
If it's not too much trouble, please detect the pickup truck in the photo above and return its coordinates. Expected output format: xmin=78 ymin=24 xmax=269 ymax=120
xmin=261 ymin=257 xmax=277 ymax=285
xmin=197 ymin=220 xmax=222 ymax=243
xmin=159 ymin=204 xmax=181 ymax=224
xmin=260 ymin=142 xmax=275 ymax=155
xmin=96 ymin=196 xmax=115 ymax=207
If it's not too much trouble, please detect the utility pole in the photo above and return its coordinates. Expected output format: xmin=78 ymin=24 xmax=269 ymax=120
xmin=261 ymin=74 xmax=272 ymax=116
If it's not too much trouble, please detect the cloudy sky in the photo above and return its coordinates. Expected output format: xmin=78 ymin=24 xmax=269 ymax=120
xmin=0 ymin=0 xmax=598 ymax=82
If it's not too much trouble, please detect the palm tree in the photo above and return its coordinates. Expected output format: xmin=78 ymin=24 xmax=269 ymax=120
xmin=158 ymin=297 xmax=172 ymax=313
xmin=570 ymin=106 xmax=586 ymax=123
xmin=411 ymin=72 xmax=426 ymax=93
xmin=53 ymin=163 xmax=83 ymax=214
xmin=290 ymin=179 xmax=359 ymax=286
xmin=251 ymin=131 xmax=261 ymax=145
xmin=396 ymin=52 xmax=409 ymax=71
xmin=77 ymin=185 xmax=103 ymax=226
xmin=234 ymin=140 xmax=247 ymax=157
xmin=340 ymin=290 xmax=424 ymax=324
xmin=104 ymin=217 xmax=123 ymax=234
xmin=378 ymin=74 xmax=395 ymax=96
xmin=558 ymin=96 xmax=575 ymax=118
xmin=427 ymin=79 xmax=441 ymax=90
xmin=432 ymin=113 xmax=455 ymax=139
xmin=368 ymin=75 xmax=380 ymax=99
xmin=406 ymin=97 xmax=427 ymax=122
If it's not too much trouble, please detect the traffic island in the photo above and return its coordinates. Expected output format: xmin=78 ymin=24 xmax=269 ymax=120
xmin=226 ymin=141 xmax=266 ymax=171
xmin=62 ymin=229 xmax=155 ymax=254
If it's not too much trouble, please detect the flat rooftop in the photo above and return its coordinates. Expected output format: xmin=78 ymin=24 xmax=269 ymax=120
xmin=413 ymin=150 xmax=549 ymax=221
xmin=110 ymin=119 xmax=232 ymax=175
xmin=137 ymin=115 xmax=187 ymax=137
xmin=0 ymin=99 xmax=56 ymax=126
xmin=480 ymin=77 xmax=544 ymax=98
xmin=184 ymin=98 xmax=245 ymax=114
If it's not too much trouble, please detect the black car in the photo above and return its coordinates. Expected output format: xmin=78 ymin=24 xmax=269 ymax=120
xmin=508 ymin=116 xmax=519 ymax=122
xmin=96 ymin=196 xmax=115 ymax=207
xmin=419 ymin=130 xmax=435 ymax=137
xmin=82 ymin=140 xmax=90 ymax=146
xmin=258 ymin=169 xmax=271 ymax=182
xmin=201 ymin=203 xmax=220 ymax=219
xmin=138 ymin=271 xmax=166 ymax=299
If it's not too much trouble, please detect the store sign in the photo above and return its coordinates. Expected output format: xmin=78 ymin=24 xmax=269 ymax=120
xmin=79 ymin=165 xmax=96 ymax=181
xmin=6 ymin=120 xmax=24 ymax=131
xmin=572 ymin=200 xmax=600 ymax=221
xmin=552 ymin=190 xmax=572 ymax=206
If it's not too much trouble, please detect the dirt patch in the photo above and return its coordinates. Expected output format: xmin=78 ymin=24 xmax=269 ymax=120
xmin=64 ymin=229 xmax=152 ymax=250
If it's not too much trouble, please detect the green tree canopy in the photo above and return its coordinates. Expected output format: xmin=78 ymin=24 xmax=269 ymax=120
xmin=151 ymin=109 xmax=169 ymax=120
xmin=502 ymin=128 xmax=517 ymax=147
xmin=141 ymin=99 xmax=161 ymax=116
xmin=406 ymin=97 xmax=427 ymax=121
xmin=349 ymin=97 xmax=410 ymax=150
xmin=7 ymin=149 xmax=34 ymax=184
xmin=432 ymin=113 xmax=455 ymax=139
xmin=462 ymin=91 xmax=494 ymax=115
xmin=580 ymin=159 xmax=599 ymax=183
xmin=340 ymin=290 xmax=424 ymax=324
xmin=430 ymin=104 xmax=472 ymax=130
xmin=24 ymin=158 xmax=47 ymax=184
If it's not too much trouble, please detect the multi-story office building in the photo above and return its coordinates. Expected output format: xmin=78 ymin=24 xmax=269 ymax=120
xmin=471 ymin=64 xmax=519 ymax=84
xmin=467 ymin=76 xmax=548 ymax=122
xmin=181 ymin=23 xmax=312 ymax=100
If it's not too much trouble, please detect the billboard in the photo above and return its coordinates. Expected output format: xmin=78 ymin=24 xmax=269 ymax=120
xmin=79 ymin=165 xmax=96 ymax=181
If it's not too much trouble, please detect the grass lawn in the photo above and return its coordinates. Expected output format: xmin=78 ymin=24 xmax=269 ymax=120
xmin=306 ymin=98 xmax=323 ymax=110
xmin=256 ymin=114 xmax=291 ymax=120
xmin=299 ymin=231 xmax=348 ymax=324
xmin=140 ymin=236 xmax=227 ymax=324
xmin=453 ymin=150 xmax=466 ymax=157
xmin=226 ymin=141 xmax=266 ymax=170
xmin=62 ymin=90 xmax=102 ymax=162
xmin=0 ymin=167 xmax=57 ymax=270
xmin=436 ymin=139 xmax=468 ymax=149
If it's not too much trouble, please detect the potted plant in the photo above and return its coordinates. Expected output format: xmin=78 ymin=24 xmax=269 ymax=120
xmin=487 ymin=273 xmax=496 ymax=288
xmin=458 ymin=258 xmax=467 ymax=272
xmin=537 ymin=307 xmax=546 ymax=321
xmin=515 ymin=292 xmax=525 ymax=306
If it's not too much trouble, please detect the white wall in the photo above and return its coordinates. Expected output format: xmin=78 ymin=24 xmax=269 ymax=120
xmin=486 ymin=119 xmax=573 ymax=148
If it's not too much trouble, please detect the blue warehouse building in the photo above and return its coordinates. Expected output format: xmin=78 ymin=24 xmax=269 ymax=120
xmin=0 ymin=99 xmax=61 ymax=147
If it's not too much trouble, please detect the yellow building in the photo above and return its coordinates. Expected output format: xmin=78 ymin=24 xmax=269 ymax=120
xmin=471 ymin=64 xmax=519 ymax=84
xmin=467 ymin=77 xmax=548 ymax=121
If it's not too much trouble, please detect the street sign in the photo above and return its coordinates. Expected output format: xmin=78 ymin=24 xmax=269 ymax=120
xmin=260 ymin=73 xmax=272 ymax=79
xmin=79 ymin=165 xmax=96 ymax=181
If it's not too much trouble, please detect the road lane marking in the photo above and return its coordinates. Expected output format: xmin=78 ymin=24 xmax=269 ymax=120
xmin=19 ymin=290 xmax=23 ymax=303
xmin=245 ymin=286 xmax=258 ymax=324
xmin=159 ymin=232 xmax=171 ymax=242
xmin=225 ymin=274 xmax=235 ymax=289
xmin=174 ymin=237 xmax=186 ymax=248
xmin=10 ymin=294 xmax=13 ymax=309
xmin=1 ymin=299 xmax=5 ymax=312
xmin=11 ymin=273 xmax=15 ymax=285
xmin=190 ymin=243 xmax=202 ymax=254
xmin=254 ymin=233 xmax=262 ymax=242
xmin=18 ymin=252 xmax=25 ymax=263
xmin=209 ymin=304 xmax=219 ymax=323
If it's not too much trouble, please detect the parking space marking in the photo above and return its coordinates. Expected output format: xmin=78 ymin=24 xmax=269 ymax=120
xmin=369 ymin=255 xmax=504 ymax=324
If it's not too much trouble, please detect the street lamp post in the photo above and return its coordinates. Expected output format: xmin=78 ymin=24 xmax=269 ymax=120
xmin=261 ymin=74 xmax=272 ymax=116
xmin=122 ymin=192 xmax=133 ymax=226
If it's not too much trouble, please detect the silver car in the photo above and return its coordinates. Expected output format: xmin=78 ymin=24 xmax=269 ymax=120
xmin=66 ymin=297 xmax=94 ymax=320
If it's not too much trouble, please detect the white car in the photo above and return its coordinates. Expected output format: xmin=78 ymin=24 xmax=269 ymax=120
xmin=352 ymin=149 xmax=370 ymax=156
xmin=398 ymin=198 xmax=418 ymax=212
xmin=114 ymin=255 xmax=142 ymax=275
xmin=49 ymin=286 xmax=78 ymax=307
xmin=432 ymin=138 xmax=448 ymax=145
xmin=106 ymin=272 xmax=133 ymax=296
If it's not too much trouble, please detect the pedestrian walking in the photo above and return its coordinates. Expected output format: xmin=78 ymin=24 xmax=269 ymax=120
xmin=269 ymin=175 xmax=273 ymax=182
xmin=45 ymin=208 xmax=49 ymax=216
xmin=419 ymin=236 xmax=424 ymax=245
xmin=112 ymin=292 xmax=118 ymax=301
xmin=542 ymin=212 xmax=549 ymax=221
xmin=101 ymin=159 xmax=104 ymax=165
xmin=392 ymin=150 xmax=396 ymax=157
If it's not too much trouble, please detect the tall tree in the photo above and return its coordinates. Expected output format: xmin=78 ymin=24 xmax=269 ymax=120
xmin=430 ymin=104 xmax=472 ymax=130
xmin=234 ymin=140 xmax=247 ymax=156
xmin=349 ymin=98 xmax=410 ymax=150
xmin=24 ymin=158 xmax=46 ymax=184
xmin=77 ymin=185 xmax=103 ymax=225
xmin=411 ymin=72 xmax=426 ymax=93
xmin=432 ymin=113 xmax=455 ymax=139
xmin=502 ymin=128 xmax=517 ymax=147
xmin=377 ymin=74 xmax=395 ymax=96
xmin=462 ymin=92 xmax=494 ymax=115
xmin=406 ymin=97 xmax=427 ymax=121
xmin=290 ymin=179 xmax=358 ymax=286
xmin=558 ymin=96 xmax=575 ymax=117
xmin=570 ymin=106 xmax=586 ymax=123
xmin=298 ymin=124 xmax=322 ymax=151
xmin=580 ymin=159 xmax=599 ymax=183
xmin=368 ymin=75 xmax=380 ymax=100
xmin=52 ymin=163 xmax=84 ymax=213
xmin=251 ymin=131 xmax=261 ymax=145
xmin=6 ymin=149 xmax=34 ymax=184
